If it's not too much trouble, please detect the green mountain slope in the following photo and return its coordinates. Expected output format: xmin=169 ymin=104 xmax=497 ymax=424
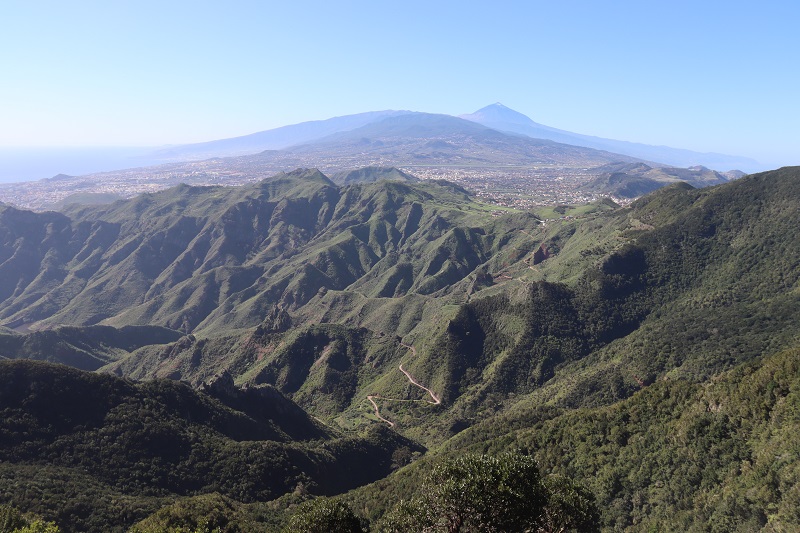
xmin=330 ymin=166 xmax=419 ymax=185
xmin=425 ymin=167 xmax=800 ymax=406
xmin=5 ymin=167 xmax=796 ymax=439
xmin=0 ymin=324 xmax=181 ymax=370
xmin=584 ymin=162 xmax=732 ymax=198
xmin=77 ymin=167 xmax=799 ymax=449
xmin=1 ymin=166 xmax=799 ymax=530
xmin=342 ymin=343 xmax=800 ymax=531
xmin=335 ymin=167 xmax=800 ymax=529
xmin=0 ymin=169 xmax=527 ymax=334
xmin=0 ymin=360 xmax=418 ymax=531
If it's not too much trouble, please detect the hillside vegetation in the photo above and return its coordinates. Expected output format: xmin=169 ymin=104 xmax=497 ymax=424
xmin=0 ymin=325 xmax=181 ymax=370
xmin=100 ymin=168 xmax=800 ymax=441
xmin=584 ymin=162 xmax=732 ymax=198
xmin=0 ymin=169 xmax=530 ymax=334
xmin=343 ymin=343 xmax=800 ymax=531
xmin=0 ymin=166 xmax=798 ymax=530
xmin=0 ymin=360 xmax=417 ymax=531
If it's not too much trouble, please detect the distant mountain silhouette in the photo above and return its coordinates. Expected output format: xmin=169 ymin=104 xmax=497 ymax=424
xmin=461 ymin=103 xmax=762 ymax=172
xmin=149 ymin=104 xmax=760 ymax=172
xmin=253 ymin=112 xmax=641 ymax=168
xmin=153 ymin=110 xmax=412 ymax=161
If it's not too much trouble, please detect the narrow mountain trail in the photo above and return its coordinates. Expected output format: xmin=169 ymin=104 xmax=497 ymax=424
xmin=398 ymin=343 xmax=441 ymax=405
xmin=366 ymin=342 xmax=440 ymax=428
xmin=366 ymin=395 xmax=396 ymax=427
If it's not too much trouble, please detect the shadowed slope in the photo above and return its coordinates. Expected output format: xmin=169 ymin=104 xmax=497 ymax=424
xmin=0 ymin=359 xmax=419 ymax=531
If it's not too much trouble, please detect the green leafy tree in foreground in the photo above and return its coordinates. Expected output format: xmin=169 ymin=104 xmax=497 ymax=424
xmin=377 ymin=452 xmax=599 ymax=532
xmin=11 ymin=523 xmax=61 ymax=533
xmin=0 ymin=505 xmax=26 ymax=533
xmin=0 ymin=505 xmax=60 ymax=533
xmin=127 ymin=493 xmax=244 ymax=533
xmin=283 ymin=497 xmax=365 ymax=533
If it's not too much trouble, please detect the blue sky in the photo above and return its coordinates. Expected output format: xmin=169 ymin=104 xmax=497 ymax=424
xmin=1 ymin=0 xmax=798 ymax=167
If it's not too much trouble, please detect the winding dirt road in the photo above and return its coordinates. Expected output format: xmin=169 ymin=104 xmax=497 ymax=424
xmin=366 ymin=342 xmax=440 ymax=427
xmin=366 ymin=395 xmax=396 ymax=427
xmin=398 ymin=343 xmax=440 ymax=405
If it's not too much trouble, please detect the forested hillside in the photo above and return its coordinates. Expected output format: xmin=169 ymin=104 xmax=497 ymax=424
xmin=344 ymin=344 xmax=800 ymax=531
xmin=0 ymin=167 xmax=798 ymax=531
xmin=0 ymin=360 xmax=417 ymax=531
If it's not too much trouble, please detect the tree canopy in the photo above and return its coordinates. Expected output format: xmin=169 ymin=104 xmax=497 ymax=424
xmin=377 ymin=452 xmax=598 ymax=532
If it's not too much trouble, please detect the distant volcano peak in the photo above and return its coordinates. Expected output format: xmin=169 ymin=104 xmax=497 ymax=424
xmin=460 ymin=103 xmax=537 ymax=126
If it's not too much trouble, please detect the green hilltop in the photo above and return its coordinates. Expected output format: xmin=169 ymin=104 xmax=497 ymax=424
xmin=330 ymin=166 xmax=419 ymax=185
xmin=584 ymin=162 xmax=733 ymax=198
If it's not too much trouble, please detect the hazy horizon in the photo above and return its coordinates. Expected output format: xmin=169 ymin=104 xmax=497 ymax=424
xmin=0 ymin=146 xmax=170 ymax=184
xmin=1 ymin=1 xmax=797 ymax=173
xmin=0 ymin=102 xmax=788 ymax=184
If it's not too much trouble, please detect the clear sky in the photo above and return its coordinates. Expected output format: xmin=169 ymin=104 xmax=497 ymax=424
xmin=1 ymin=0 xmax=798 ymax=168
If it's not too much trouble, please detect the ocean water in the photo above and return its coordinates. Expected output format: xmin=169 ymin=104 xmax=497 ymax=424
xmin=0 ymin=147 xmax=165 ymax=183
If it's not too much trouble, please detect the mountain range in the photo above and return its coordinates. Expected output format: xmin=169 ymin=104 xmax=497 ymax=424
xmin=0 ymin=164 xmax=798 ymax=530
xmin=150 ymin=104 xmax=761 ymax=173
xmin=0 ymin=107 xmax=749 ymax=212
xmin=152 ymin=110 xmax=411 ymax=161
xmin=461 ymin=103 xmax=762 ymax=172
xmin=241 ymin=111 xmax=643 ymax=171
